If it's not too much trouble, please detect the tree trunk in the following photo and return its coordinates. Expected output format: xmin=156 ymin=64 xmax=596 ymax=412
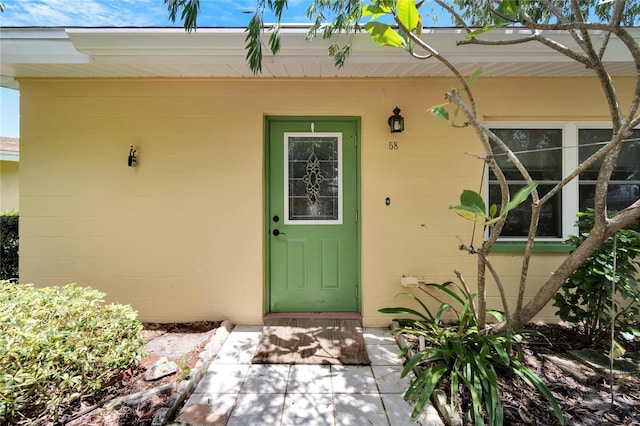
xmin=493 ymin=204 xmax=640 ymax=333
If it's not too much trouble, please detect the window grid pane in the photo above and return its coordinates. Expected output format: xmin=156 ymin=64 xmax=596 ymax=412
xmin=578 ymin=128 xmax=640 ymax=230
xmin=488 ymin=128 xmax=563 ymax=238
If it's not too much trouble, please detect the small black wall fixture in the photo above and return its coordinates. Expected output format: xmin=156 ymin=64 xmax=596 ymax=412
xmin=128 ymin=145 xmax=138 ymax=167
xmin=388 ymin=107 xmax=404 ymax=133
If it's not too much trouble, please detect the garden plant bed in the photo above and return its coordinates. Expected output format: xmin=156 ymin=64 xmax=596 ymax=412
xmin=395 ymin=322 xmax=640 ymax=426
xmin=57 ymin=321 xmax=222 ymax=426
xmin=47 ymin=321 xmax=639 ymax=425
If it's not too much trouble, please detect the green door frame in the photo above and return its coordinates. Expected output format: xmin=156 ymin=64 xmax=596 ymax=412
xmin=264 ymin=115 xmax=362 ymax=313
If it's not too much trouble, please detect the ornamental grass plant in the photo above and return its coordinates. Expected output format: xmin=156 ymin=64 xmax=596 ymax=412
xmin=381 ymin=283 xmax=564 ymax=426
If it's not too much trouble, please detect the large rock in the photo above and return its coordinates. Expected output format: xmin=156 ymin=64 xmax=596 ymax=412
xmin=145 ymin=356 xmax=178 ymax=381
xmin=145 ymin=330 xmax=215 ymax=359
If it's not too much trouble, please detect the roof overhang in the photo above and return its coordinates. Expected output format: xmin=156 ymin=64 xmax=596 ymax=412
xmin=0 ymin=150 xmax=19 ymax=162
xmin=1 ymin=26 xmax=638 ymax=89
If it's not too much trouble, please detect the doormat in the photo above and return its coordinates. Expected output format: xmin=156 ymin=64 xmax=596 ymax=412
xmin=251 ymin=318 xmax=371 ymax=365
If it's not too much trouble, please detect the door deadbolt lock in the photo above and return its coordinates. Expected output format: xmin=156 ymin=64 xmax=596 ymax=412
xmin=273 ymin=215 xmax=280 ymax=222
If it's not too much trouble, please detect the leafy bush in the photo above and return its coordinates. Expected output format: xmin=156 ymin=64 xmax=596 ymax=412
xmin=381 ymin=283 xmax=564 ymax=426
xmin=0 ymin=283 xmax=146 ymax=425
xmin=553 ymin=209 xmax=640 ymax=345
xmin=0 ymin=211 xmax=18 ymax=280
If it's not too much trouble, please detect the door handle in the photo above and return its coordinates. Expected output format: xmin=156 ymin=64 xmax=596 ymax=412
xmin=272 ymin=229 xmax=285 ymax=236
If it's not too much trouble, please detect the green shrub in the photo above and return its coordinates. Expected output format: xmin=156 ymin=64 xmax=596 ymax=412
xmin=0 ymin=211 xmax=19 ymax=280
xmin=553 ymin=209 xmax=640 ymax=346
xmin=0 ymin=283 xmax=146 ymax=425
xmin=381 ymin=283 xmax=563 ymax=426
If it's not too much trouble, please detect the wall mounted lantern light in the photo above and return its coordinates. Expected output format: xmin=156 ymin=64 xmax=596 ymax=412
xmin=128 ymin=145 xmax=138 ymax=167
xmin=388 ymin=107 xmax=404 ymax=133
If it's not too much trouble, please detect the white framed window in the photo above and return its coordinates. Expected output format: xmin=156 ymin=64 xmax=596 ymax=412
xmin=487 ymin=123 xmax=640 ymax=241
xmin=577 ymin=125 xmax=640 ymax=229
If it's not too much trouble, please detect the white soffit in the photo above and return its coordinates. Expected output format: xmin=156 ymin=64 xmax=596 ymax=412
xmin=1 ymin=26 xmax=638 ymax=88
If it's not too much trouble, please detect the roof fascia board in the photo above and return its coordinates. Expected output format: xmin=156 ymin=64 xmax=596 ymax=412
xmin=0 ymin=26 xmax=637 ymax=84
xmin=0 ymin=28 xmax=90 ymax=64
xmin=0 ymin=150 xmax=19 ymax=162
xmin=63 ymin=27 xmax=637 ymax=63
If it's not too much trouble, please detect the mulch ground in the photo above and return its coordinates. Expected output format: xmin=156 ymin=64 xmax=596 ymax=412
xmin=456 ymin=323 xmax=640 ymax=426
xmin=56 ymin=321 xmax=221 ymax=426
xmin=53 ymin=321 xmax=639 ymax=426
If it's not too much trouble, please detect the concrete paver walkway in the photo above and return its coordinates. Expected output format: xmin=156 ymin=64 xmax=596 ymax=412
xmin=176 ymin=325 xmax=443 ymax=426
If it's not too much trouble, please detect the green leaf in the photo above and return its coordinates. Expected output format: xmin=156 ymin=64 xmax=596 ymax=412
xmin=468 ymin=21 xmax=512 ymax=38
xmin=494 ymin=0 xmax=522 ymax=22
xmin=404 ymin=292 xmax=436 ymax=322
xmin=450 ymin=207 xmax=487 ymax=223
xmin=489 ymin=203 xmax=498 ymax=218
xmin=485 ymin=375 xmax=503 ymax=425
xmin=380 ymin=292 xmax=436 ymax=322
xmin=244 ymin=13 xmax=263 ymax=74
xmin=466 ymin=67 xmax=483 ymax=86
xmin=397 ymin=0 xmax=420 ymax=32
xmin=362 ymin=3 xmax=392 ymax=17
xmin=486 ymin=309 xmax=505 ymax=322
xmin=483 ymin=215 xmax=503 ymax=226
xmin=512 ymin=360 xmax=565 ymax=425
xmin=402 ymin=349 xmax=430 ymax=378
xmin=450 ymin=335 xmax=465 ymax=358
xmin=450 ymin=370 xmax=459 ymax=409
xmin=365 ymin=22 xmax=406 ymax=47
xmin=459 ymin=374 xmax=484 ymax=425
xmin=409 ymin=364 xmax=448 ymax=419
xmin=450 ymin=189 xmax=488 ymax=222
xmin=491 ymin=340 xmax=511 ymax=366
xmin=461 ymin=190 xmax=486 ymax=213
xmin=504 ymin=182 xmax=538 ymax=214
xmin=270 ymin=0 xmax=287 ymax=20
xmin=425 ymin=282 xmax=466 ymax=306
xmin=459 ymin=297 xmax=478 ymax=326
xmin=378 ymin=307 xmax=432 ymax=323
xmin=268 ymin=24 xmax=281 ymax=55
xmin=429 ymin=105 xmax=449 ymax=121
xmin=166 ymin=0 xmax=200 ymax=31
xmin=434 ymin=303 xmax=453 ymax=324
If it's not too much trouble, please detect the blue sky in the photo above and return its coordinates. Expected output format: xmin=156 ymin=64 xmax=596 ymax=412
xmin=0 ymin=0 xmax=316 ymax=28
xmin=0 ymin=0 xmax=450 ymax=137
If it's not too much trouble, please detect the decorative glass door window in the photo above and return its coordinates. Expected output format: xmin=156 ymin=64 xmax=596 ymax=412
xmin=284 ymin=132 xmax=342 ymax=224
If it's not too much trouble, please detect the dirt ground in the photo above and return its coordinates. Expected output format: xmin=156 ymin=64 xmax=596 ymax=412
xmin=58 ymin=321 xmax=222 ymax=426
xmin=54 ymin=322 xmax=639 ymax=426
xmin=496 ymin=323 xmax=640 ymax=426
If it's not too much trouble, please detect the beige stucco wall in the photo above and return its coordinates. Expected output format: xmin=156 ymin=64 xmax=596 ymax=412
xmin=17 ymin=77 xmax=633 ymax=325
xmin=0 ymin=160 xmax=19 ymax=212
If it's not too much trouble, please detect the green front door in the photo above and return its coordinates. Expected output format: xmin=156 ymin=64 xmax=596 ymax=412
xmin=267 ymin=117 xmax=360 ymax=312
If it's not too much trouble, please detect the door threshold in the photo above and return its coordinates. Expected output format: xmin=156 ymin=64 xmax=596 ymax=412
xmin=264 ymin=312 xmax=362 ymax=324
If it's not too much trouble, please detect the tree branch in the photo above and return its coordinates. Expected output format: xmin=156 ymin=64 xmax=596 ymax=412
xmin=493 ymin=200 xmax=640 ymax=333
xmin=538 ymin=130 xmax=624 ymax=207
xmin=433 ymin=0 xmax=472 ymax=32
xmin=454 ymin=269 xmax=478 ymax=323
xmin=514 ymin=202 xmax=540 ymax=329
xmin=480 ymin=251 xmax=512 ymax=339
xmin=395 ymin=17 xmax=479 ymax=118
xmin=597 ymin=0 xmax=626 ymax=60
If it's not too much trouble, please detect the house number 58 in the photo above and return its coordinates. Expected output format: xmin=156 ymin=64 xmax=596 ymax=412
xmin=388 ymin=141 xmax=399 ymax=150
